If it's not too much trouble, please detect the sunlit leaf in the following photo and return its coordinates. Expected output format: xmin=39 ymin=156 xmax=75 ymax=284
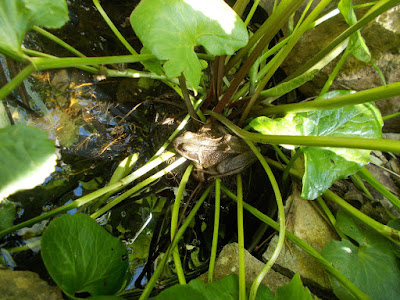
xmin=0 ymin=125 xmax=57 ymax=201
xmin=0 ymin=0 xmax=69 ymax=60
xmin=249 ymin=91 xmax=383 ymax=199
xmin=130 ymin=0 xmax=248 ymax=89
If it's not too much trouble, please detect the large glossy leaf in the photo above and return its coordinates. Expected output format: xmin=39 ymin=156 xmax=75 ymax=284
xmin=41 ymin=214 xmax=129 ymax=297
xmin=0 ymin=0 xmax=69 ymax=60
xmin=321 ymin=210 xmax=400 ymax=300
xmin=0 ymin=125 xmax=57 ymax=200
xmin=249 ymin=91 xmax=383 ymax=199
xmin=130 ymin=0 xmax=248 ymax=89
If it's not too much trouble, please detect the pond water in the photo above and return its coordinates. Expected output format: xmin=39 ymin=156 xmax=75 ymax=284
xmin=1 ymin=0 xmax=278 ymax=297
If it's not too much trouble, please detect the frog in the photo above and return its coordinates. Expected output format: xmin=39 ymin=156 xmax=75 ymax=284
xmin=173 ymin=124 xmax=257 ymax=181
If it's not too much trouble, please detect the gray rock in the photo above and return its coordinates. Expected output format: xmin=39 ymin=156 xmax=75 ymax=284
xmin=263 ymin=185 xmax=339 ymax=290
xmin=0 ymin=269 xmax=63 ymax=300
xmin=198 ymin=242 xmax=290 ymax=292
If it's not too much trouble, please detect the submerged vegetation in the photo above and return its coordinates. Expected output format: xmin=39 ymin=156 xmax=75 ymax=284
xmin=1 ymin=0 xmax=400 ymax=299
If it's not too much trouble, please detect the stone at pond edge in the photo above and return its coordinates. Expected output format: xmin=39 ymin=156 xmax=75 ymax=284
xmin=263 ymin=184 xmax=339 ymax=291
xmin=0 ymin=268 xmax=63 ymax=300
xmin=198 ymin=242 xmax=290 ymax=293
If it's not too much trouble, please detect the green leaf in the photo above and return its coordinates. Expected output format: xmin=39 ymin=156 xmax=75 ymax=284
xmin=259 ymin=70 xmax=318 ymax=99
xmin=249 ymin=91 xmax=383 ymax=199
xmin=41 ymin=214 xmax=129 ymax=297
xmin=0 ymin=0 xmax=69 ymax=60
xmin=387 ymin=219 xmax=400 ymax=259
xmin=0 ymin=125 xmax=57 ymax=200
xmin=338 ymin=0 xmax=371 ymax=62
xmin=0 ymin=199 xmax=16 ymax=231
xmin=275 ymin=274 xmax=315 ymax=300
xmin=154 ymin=274 xmax=273 ymax=300
xmin=130 ymin=0 xmax=248 ymax=89
xmin=321 ymin=210 xmax=400 ymax=300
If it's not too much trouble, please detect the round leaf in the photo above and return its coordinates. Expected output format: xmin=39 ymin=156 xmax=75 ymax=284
xmin=130 ymin=0 xmax=248 ymax=89
xmin=0 ymin=125 xmax=57 ymax=200
xmin=0 ymin=0 xmax=69 ymax=60
xmin=41 ymin=214 xmax=129 ymax=297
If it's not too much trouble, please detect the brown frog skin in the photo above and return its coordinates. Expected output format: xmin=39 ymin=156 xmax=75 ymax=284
xmin=173 ymin=125 xmax=257 ymax=181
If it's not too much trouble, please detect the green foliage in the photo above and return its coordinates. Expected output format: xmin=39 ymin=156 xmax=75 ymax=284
xmin=0 ymin=125 xmax=57 ymax=200
xmin=0 ymin=0 xmax=69 ymax=60
xmin=154 ymin=273 xmax=316 ymax=299
xmin=321 ymin=210 xmax=400 ymax=300
xmin=338 ymin=0 xmax=371 ymax=62
xmin=41 ymin=214 xmax=129 ymax=298
xmin=130 ymin=0 xmax=248 ymax=89
xmin=153 ymin=274 xmax=273 ymax=300
xmin=249 ymin=91 xmax=383 ymax=199
xmin=0 ymin=199 xmax=16 ymax=231
xmin=275 ymin=274 xmax=316 ymax=300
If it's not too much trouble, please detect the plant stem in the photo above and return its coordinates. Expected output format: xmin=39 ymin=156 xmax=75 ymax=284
xmin=92 ymin=0 xmax=138 ymax=55
xmin=323 ymin=190 xmax=400 ymax=244
xmin=239 ymin=0 xmax=334 ymax=125
xmin=30 ymin=54 xmax=155 ymax=70
xmin=286 ymin=0 xmax=398 ymax=80
xmin=208 ymin=178 xmax=221 ymax=283
xmin=220 ymin=186 xmax=370 ymax=300
xmin=139 ymin=184 xmax=215 ymax=300
xmin=0 ymin=64 xmax=35 ymax=101
xmin=179 ymin=74 xmax=199 ymax=124
xmin=246 ymin=142 xmax=285 ymax=300
xmin=90 ymin=157 xmax=187 ymax=219
xmin=357 ymin=167 xmax=400 ymax=212
xmin=236 ymin=174 xmax=247 ymax=300
xmin=214 ymin=0 xmax=305 ymax=115
xmin=208 ymin=111 xmax=400 ymax=153
xmin=258 ymin=81 xmax=400 ymax=116
xmin=171 ymin=165 xmax=193 ymax=285
xmin=33 ymin=26 xmax=86 ymax=58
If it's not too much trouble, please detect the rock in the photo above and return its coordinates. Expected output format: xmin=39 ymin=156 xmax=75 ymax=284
xmin=260 ymin=1 xmax=400 ymax=132
xmin=263 ymin=184 xmax=339 ymax=291
xmin=198 ymin=242 xmax=290 ymax=293
xmin=0 ymin=269 xmax=63 ymax=300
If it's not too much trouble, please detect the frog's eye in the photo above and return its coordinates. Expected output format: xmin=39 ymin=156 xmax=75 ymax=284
xmin=179 ymin=145 xmax=188 ymax=153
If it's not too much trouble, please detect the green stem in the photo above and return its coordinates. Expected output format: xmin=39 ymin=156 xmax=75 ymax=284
xmin=323 ymin=190 xmax=400 ymax=244
xmin=179 ymin=74 xmax=199 ymax=123
xmin=258 ymin=81 xmax=400 ymax=116
xmin=208 ymin=178 xmax=221 ymax=283
xmin=90 ymin=156 xmax=187 ymax=219
xmin=30 ymin=54 xmax=155 ymax=70
xmin=33 ymin=26 xmax=86 ymax=58
xmin=236 ymin=174 xmax=247 ymax=300
xmin=171 ymin=165 xmax=193 ymax=285
xmin=357 ymin=167 xmax=400 ymax=212
xmin=92 ymin=0 xmax=138 ymax=55
xmin=246 ymin=142 xmax=285 ymax=300
xmin=239 ymin=0 xmax=334 ymax=125
xmin=0 ymin=64 xmax=35 ymax=101
xmin=139 ymin=184 xmax=215 ymax=300
xmin=286 ymin=0 xmax=398 ymax=80
xmin=220 ymin=185 xmax=370 ymax=300
xmin=319 ymin=47 xmax=352 ymax=96
xmin=208 ymin=111 xmax=400 ymax=153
